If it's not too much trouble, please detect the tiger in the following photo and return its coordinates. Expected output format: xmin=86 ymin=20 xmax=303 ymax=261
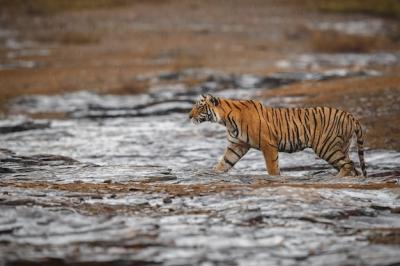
xmin=189 ymin=94 xmax=367 ymax=177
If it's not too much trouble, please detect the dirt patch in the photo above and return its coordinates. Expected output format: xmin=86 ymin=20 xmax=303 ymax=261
xmin=0 ymin=0 xmax=137 ymax=15
xmin=2 ymin=178 xmax=399 ymax=198
xmin=306 ymin=0 xmax=400 ymax=18
xmin=0 ymin=0 xmax=380 ymax=113
xmin=310 ymin=29 xmax=399 ymax=53
xmin=35 ymin=30 xmax=103 ymax=45
xmin=1 ymin=2 xmax=400 ymax=265
xmin=368 ymin=228 xmax=400 ymax=245
xmin=77 ymin=202 xmax=214 ymax=217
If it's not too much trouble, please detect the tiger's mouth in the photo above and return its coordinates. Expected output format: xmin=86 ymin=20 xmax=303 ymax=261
xmin=191 ymin=117 xmax=206 ymax=124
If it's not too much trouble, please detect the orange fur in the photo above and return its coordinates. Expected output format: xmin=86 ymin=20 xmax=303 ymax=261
xmin=189 ymin=94 xmax=367 ymax=177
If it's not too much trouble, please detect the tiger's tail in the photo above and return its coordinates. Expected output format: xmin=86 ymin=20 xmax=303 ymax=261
xmin=355 ymin=120 xmax=367 ymax=177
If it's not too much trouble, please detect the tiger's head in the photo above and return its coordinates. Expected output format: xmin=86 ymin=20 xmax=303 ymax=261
xmin=189 ymin=94 xmax=221 ymax=124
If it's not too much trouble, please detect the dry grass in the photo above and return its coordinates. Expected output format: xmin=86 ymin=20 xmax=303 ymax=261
xmin=170 ymin=52 xmax=205 ymax=71
xmin=306 ymin=0 xmax=400 ymax=19
xmin=2 ymin=179 xmax=399 ymax=200
xmin=0 ymin=0 xmax=136 ymax=15
xmin=107 ymin=81 xmax=149 ymax=95
xmin=368 ymin=229 xmax=400 ymax=245
xmin=0 ymin=65 xmax=159 ymax=115
xmin=35 ymin=31 xmax=102 ymax=45
xmin=5 ymin=0 xmax=392 ymax=108
xmin=310 ymin=30 xmax=396 ymax=53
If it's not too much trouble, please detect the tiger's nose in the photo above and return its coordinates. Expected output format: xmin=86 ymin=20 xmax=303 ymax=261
xmin=188 ymin=110 xmax=193 ymax=119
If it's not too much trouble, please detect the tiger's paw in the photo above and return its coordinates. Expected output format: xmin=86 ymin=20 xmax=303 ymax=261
xmin=336 ymin=170 xmax=358 ymax=178
xmin=336 ymin=163 xmax=359 ymax=178
xmin=213 ymin=164 xmax=227 ymax=174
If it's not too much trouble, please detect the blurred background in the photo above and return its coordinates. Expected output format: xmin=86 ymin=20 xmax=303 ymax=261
xmin=1 ymin=0 xmax=399 ymax=149
xmin=1 ymin=2 xmax=400 ymax=265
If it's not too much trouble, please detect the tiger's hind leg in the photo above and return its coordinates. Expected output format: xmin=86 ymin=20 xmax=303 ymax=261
xmin=321 ymin=144 xmax=357 ymax=177
xmin=336 ymin=161 xmax=357 ymax=177
xmin=342 ymin=141 xmax=361 ymax=176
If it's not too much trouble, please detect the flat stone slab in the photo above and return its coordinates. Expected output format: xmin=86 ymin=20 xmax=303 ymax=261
xmin=0 ymin=146 xmax=399 ymax=265
xmin=0 ymin=117 xmax=50 ymax=134
xmin=1 ymin=69 xmax=399 ymax=265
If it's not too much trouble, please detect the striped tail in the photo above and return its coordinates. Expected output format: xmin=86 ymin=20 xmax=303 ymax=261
xmin=355 ymin=120 xmax=367 ymax=177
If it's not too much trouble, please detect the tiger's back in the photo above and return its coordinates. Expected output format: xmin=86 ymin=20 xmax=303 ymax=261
xmin=265 ymin=106 xmax=366 ymax=176
xmin=268 ymin=107 xmax=355 ymax=153
xmin=189 ymin=95 xmax=367 ymax=177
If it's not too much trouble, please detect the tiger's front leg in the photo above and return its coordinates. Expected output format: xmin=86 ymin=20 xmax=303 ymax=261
xmin=261 ymin=144 xmax=280 ymax=176
xmin=214 ymin=141 xmax=250 ymax=173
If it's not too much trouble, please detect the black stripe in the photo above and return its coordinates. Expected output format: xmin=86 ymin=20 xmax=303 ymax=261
xmin=336 ymin=110 xmax=347 ymax=137
xmin=320 ymin=109 xmax=340 ymax=157
xmin=344 ymin=114 xmax=351 ymax=135
xmin=314 ymin=108 xmax=324 ymax=153
xmin=291 ymin=109 xmax=300 ymax=149
xmin=232 ymin=101 xmax=242 ymax=110
xmin=229 ymin=139 xmax=242 ymax=145
xmin=324 ymin=109 xmax=338 ymax=137
xmin=274 ymin=109 xmax=283 ymax=150
xmin=225 ymin=100 xmax=233 ymax=109
xmin=326 ymin=150 xmax=344 ymax=164
xmin=227 ymin=112 xmax=239 ymax=138
xmin=301 ymin=109 xmax=310 ymax=146
xmin=321 ymin=136 xmax=339 ymax=159
xmin=304 ymin=109 xmax=310 ymax=122
xmin=224 ymin=157 xmax=234 ymax=167
xmin=349 ymin=116 xmax=355 ymax=134
xmin=321 ymin=114 xmax=341 ymax=155
xmin=219 ymin=100 xmax=227 ymax=113
xmin=230 ymin=116 xmax=239 ymax=136
xmin=311 ymin=109 xmax=318 ymax=147
xmin=277 ymin=108 xmax=286 ymax=150
xmin=249 ymin=100 xmax=258 ymax=110
xmin=295 ymin=108 xmax=305 ymax=146
xmin=323 ymin=107 xmax=332 ymax=133
xmin=228 ymin=147 xmax=241 ymax=158
xmin=210 ymin=108 xmax=217 ymax=121
xmin=284 ymin=110 xmax=293 ymax=152
xmin=239 ymin=101 xmax=248 ymax=108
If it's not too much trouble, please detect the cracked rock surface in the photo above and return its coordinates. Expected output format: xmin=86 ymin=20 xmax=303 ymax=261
xmin=1 ymin=69 xmax=399 ymax=266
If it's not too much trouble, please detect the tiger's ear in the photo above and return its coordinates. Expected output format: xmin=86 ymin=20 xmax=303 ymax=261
xmin=206 ymin=94 xmax=219 ymax=106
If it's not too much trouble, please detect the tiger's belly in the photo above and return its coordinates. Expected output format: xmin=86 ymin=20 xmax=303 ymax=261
xmin=277 ymin=138 xmax=309 ymax=153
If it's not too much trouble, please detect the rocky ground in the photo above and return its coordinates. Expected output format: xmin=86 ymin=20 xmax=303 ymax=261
xmin=0 ymin=1 xmax=399 ymax=265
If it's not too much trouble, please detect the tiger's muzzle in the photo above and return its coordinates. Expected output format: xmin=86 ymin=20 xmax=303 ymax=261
xmin=189 ymin=110 xmax=207 ymax=124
